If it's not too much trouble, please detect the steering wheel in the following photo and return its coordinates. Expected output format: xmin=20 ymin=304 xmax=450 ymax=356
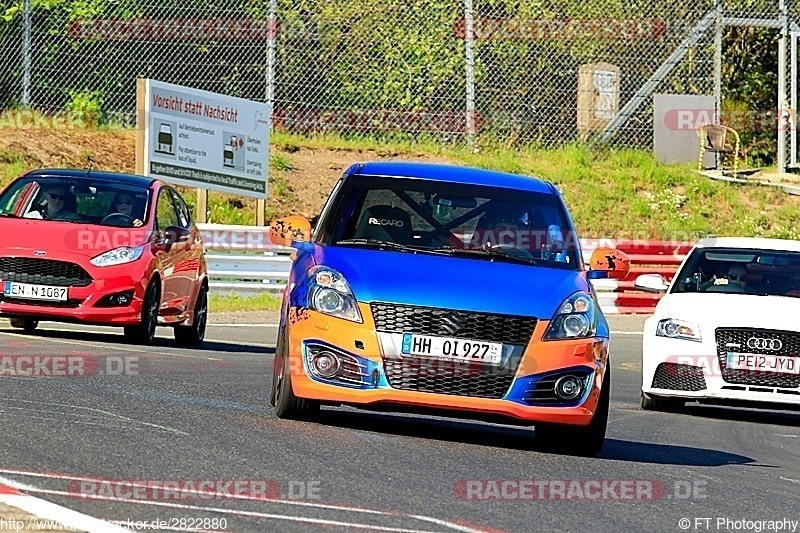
xmin=101 ymin=213 xmax=136 ymax=226
xmin=705 ymin=282 xmax=746 ymax=293
xmin=487 ymin=243 xmax=536 ymax=260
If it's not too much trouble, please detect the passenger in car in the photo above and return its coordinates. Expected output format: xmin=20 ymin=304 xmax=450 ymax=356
xmin=109 ymin=192 xmax=144 ymax=227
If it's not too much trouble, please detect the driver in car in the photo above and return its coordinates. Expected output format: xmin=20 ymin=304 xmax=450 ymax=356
xmin=109 ymin=193 xmax=144 ymax=227
xmin=702 ymin=263 xmax=749 ymax=293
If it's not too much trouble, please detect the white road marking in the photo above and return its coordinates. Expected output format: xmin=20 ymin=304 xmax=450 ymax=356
xmin=0 ymin=469 xmax=487 ymax=533
xmin=0 ymin=398 xmax=188 ymax=436
xmin=0 ymin=475 xmax=131 ymax=532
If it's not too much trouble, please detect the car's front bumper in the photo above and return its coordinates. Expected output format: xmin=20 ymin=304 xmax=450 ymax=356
xmin=642 ymin=332 xmax=800 ymax=407
xmin=284 ymin=304 xmax=610 ymax=426
xmin=0 ymin=273 xmax=146 ymax=326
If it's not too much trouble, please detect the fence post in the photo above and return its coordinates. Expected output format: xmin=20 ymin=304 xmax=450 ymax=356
xmin=259 ymin=0 xmax=278 ymax=226
xmin=464 ymin=0 xmax=476 ymax=146
xmin=21 ymin=0 xmax=31 ymax=107
xmin=713 ymin=0 xmax=723 ymax=169
xmin=791 ymin=28 xmax=797 ymax=168
xmin=778 ymin=0 xmax=788 ymax=173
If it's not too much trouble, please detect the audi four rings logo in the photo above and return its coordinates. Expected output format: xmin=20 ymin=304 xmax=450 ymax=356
xmin=746 ymin=337 xmax=783 ymax=351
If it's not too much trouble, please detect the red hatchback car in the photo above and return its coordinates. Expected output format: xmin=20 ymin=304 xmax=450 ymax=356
xmin=0 ymin=169 xmax=208 ymax=345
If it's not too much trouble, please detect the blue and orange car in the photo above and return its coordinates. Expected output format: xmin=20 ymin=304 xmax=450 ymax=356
xmin=269 ymin=162 xmax=628 ymax=456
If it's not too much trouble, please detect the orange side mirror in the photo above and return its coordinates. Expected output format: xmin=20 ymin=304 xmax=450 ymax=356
xmin=589 ymin=247 xmax=630 ymax=279
xmin=269 ymin=216 xmax=311 ymax=247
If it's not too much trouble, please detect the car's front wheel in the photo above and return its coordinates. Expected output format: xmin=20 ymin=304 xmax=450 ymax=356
xmin=174 ymin=285 xmax=207 ymax=347
xmin=9 ymin=318 xmax=38 ymax=332
xmin=124 ymin=280 xmax=160 ymax=345
xmin=271 ymin=327 xmax=319 ymax=419
xmin=535 ymin=366 xmax=610 ymax=457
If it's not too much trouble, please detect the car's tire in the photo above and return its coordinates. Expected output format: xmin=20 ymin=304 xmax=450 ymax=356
xmin=271 ymin=327 xmax=319 ymax=419
xmin=9 ymin=318 xmax=38 ymax=332
xmin=641 ymin=392 xmax=685 ymax=412
xmin=535 ymin=366 xmax=610 ymax=457
xmin=124 ymin=280 xmax=160 ymax=345
xmin=174 ymin=285 xmax=207 ymax=347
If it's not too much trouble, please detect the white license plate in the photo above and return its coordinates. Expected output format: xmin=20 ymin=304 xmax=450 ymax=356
xmin=401 ymin=333 xmax=502 ymax=364
xmin=3 ymin=282 xmax=68 ymax=301
xmin=727 ymin=352 xmax=800 ymax=374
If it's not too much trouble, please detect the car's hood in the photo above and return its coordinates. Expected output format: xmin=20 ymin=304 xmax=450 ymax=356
xmin=0 ymin=218 xmax=151 ymax=258
xmin=314 ymin=245 xmax=587 ymax=318
xmin=663 ymin=293 xmax=800 ymax=331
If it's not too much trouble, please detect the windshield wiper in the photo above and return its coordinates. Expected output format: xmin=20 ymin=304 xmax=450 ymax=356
xmin=438 ymin=246 xmax=538 ymax=265
xmin=335 ymin=238 xmax=433 ymax=253
xmin=0 ymin=213 xmax=20 ymax=218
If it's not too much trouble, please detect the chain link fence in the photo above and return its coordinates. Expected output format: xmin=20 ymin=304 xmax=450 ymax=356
xmin=0 ymin=0 xmax=794 ymax=153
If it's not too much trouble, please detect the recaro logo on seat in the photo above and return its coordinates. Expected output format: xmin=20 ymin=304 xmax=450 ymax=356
xmin=368 ymin=217 xmax=404 ymax=227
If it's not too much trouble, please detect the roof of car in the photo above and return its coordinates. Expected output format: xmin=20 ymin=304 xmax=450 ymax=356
xmin=350 ymin=162 xmax=554 ymax=194
xmin=696 ymin=237 xmax=800 ymax=252
xmin=24 ymin=169 xmax=155 ymax=187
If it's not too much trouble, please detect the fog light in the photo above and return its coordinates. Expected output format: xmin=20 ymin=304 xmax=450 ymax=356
xmin=312 ymin=351 xmax=340 ymax=378
xmin=112 ymin=293 xmax=132 ymax=305
xmin=554 ymin=375 xmax=584 ymax=401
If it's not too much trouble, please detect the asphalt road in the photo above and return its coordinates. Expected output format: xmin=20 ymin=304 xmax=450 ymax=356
xmin=0 ymin=315 xmax=798 ymax=533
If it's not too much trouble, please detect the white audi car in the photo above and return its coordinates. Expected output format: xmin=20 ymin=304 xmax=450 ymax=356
xmin=636 ymin=237 xmax=800 ymax=411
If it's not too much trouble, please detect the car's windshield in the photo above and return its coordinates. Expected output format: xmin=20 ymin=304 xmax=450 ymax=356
xmin=321 ymin=175 xmax=579 ymax=268
xmin=672 ymin=247 xmax=800 ymax=297
xmin=0 ymin=176 xmax=150 ymax=227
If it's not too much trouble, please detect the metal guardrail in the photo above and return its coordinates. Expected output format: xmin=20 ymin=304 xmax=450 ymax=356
xmin=198 ymin=224 xmax=292 ymax=295
xmin=199 ymin=224 xmax=690 ymax=312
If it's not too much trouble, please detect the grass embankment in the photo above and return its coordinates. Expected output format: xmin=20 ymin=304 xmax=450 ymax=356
xmin=2 ymin=126 xmax=799 ymax=312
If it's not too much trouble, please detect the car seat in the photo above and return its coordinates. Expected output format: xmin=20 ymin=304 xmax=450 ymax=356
xmin=354 ymin=205 xmax=414 ymax=244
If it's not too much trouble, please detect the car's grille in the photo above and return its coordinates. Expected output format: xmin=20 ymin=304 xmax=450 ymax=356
xmin=716 ymin=329 xmax=800 ymax=388
xmin=0 ymin=295 xmax=82 ymax=308
xmin=383 ymin=356 xmax=522 ymax=399
xmin=0 ymin=258 xmax=92 ymax=287
xmin=370 ymin=303 xmax=537 ymax=346
xmin=651 ymin=363 xmax=707 ymax=391
xmin=523 ymin=369 xmax=594 ymax=404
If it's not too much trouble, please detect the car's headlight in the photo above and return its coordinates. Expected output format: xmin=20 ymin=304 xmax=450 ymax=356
xmin=656 ymin=318 xmax=702 ymax=342
xmin=90 ymin=245 xmax=145 ymax=267
xmin=307 ymin=266 xmax=362 ymax=323
xmin=543 ymin=292 xmax=597 ymax=340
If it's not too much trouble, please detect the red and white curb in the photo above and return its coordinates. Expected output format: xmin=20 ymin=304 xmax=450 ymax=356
xmin=0 ymin=477 xmax=131 ymax=532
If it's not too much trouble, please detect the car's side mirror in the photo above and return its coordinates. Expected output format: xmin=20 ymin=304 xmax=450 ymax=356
xmin=155 ymin=226 xmax=189 ymax=252
xmin=270 ymin=216 xmax=311 ymax=247
xmin=587 ymin=247 xmax=630 ymax=279
xmin=634 ymin=273 xmax=669 ymax=293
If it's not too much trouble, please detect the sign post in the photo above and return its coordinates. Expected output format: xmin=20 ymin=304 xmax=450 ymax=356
xmin=135 ymin=78 xmax=270 ymax=223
